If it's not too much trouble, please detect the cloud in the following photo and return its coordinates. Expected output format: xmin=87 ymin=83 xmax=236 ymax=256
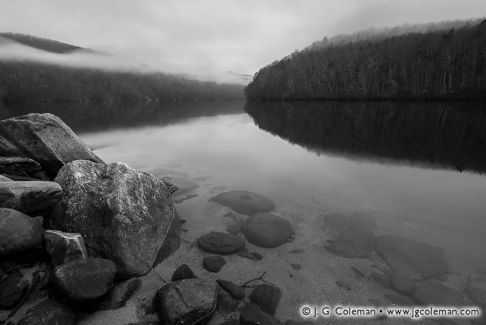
xmin=0 ymin=0 xmax=484 ymax=83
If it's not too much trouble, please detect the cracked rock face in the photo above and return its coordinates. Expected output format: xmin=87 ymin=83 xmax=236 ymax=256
xmin=53 ymin=160 xmax=176 ymax=277
xmin=154 ymin=278 xmax=218 ymax=325
xmin=0 ymin=113 xmax=103 ymax=176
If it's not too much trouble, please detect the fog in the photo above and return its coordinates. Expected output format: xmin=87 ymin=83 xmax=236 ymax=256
xmin=0 ymin=0 xmax=485 ymax=83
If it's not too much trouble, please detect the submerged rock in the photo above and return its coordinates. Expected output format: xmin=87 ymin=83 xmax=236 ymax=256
xmin=44 ymin=230 xmax=88 ymax=266
xmin=324 ymin=212 xmax=376 ymax=258
xmin=0 ymin=113 xmax=103 ymax=176
xmin=197 ymin=231 xmax=245 ymax=255
xmin=248 ymin=284 xmax=282 ymax=316
xmin=0 ymin=208 xmax=44 ymax=256
xmin=51 ymin=258 xmax=117 ymax=303
xmin=171 ymin=264 xmax=197 ymax=281
xmin=375 ymin=235 xmax=448 ymax=279
xmin=100 ymin=278 xmax=142 ymax=310
xmin=217 ymin=290 xmax=238 ymax=314
xmin=0 ymin=157 xmax=42 ymax=178
xmin=154 ymin=278 xmax=218 ymax=325
xmin=0 ymin=270 xmax=29 ymax=309
xmin=0 ymin=180 xmax=62 ymax=216
xmin=18 ymin=299 xmax=76 ymax=325
xmin=53 ymin=160 xmax=176 ymax=277
xmin=210 ymin=191 xmax=275 ymax=215
xmin=203 ymin=256 xmax=226 ymax=273
xmin=240 ymin=303 xmax=283 ymax=325
xmin=414 ymin=280 xmax=464 ymax=306
xmin=242 ymin=213 xmax=293 ymax=248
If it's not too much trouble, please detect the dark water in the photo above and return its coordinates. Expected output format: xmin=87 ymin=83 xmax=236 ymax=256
xmin=2 ymin=99 xmax=486 ymax=319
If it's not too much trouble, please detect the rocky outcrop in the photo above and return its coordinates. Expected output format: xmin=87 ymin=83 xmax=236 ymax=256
xmin=0 ymin=181 xmax=62 ymax=216
xmin=154 ymin=278 xmax=218 ymax=325
xmin=242 ymin=213 xmax=293 ymax=248
xmin=17 ymin=299 xmax=76 ymax=325
xmin=0 ymin=157 xmax=42 ymax=178
xmin=0 ymin=113 xmax=103 ymax=176
xmin=51 ymin=258 xmax=117 ymax=303
xmin=0 ymin=208 xmax=44 ymax=256
xmin=44 ymin=230 xmax=88 ymax=266
xmin=197 ymin=231 xmax=245 ymax=255
xmin=210 ymin=191 xmax=275 ymax=215
xmin=53 ymin=160 xmax=176 ymax=277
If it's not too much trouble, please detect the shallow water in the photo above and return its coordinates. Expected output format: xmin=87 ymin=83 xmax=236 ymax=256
xmin=3 ymin=99 xmax=486 ymax=322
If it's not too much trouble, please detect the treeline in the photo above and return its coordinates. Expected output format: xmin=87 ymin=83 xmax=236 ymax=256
xmin=245 ymin=19 xmax=486 ymax=99
xmin=0 ymin=61 xmax=244 ymax=104
xmin=246 ymin=101 xmax=486 ymax=173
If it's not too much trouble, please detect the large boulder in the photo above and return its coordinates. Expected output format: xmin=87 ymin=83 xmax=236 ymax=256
xmin=0 ymin=113 xmax=103 ymax=176
xmin=53 ymin=160 xmax=176 ymax=277
xmin=197 ymin=231 xmax=245 ymax=255
xmin=18 ymin=299 xmax=76 ymax=325
xmin=242 ymin=213 xmax=293 ymax=248
xmin=0 ymin=181 xmax=62 ymax=215
xmin=154 ymin=278 xmax=218 ymax=325
xmin=51 ymin=258 xmax=117 ymax=303
xmin=44 ymin=230 xmax=88 ymax=266
xmin=210 ymin=191 xmax=275 ymax=215
xmin=0 ymin=208 xmax=44 ymax=256
xmin=0 ymin=157 xmax=42 ymax=178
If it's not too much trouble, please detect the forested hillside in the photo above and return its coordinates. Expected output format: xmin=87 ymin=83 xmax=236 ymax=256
xmin=0 ymin=61 xmax=244 ymax=104
xmin=0 ymin=33 xmax=89 ymax=53
xmin=246 ymin=19 xmax=486 ymax=99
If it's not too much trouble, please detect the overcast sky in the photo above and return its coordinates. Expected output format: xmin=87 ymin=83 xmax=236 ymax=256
xmin=0 ymin=0 xmax=485 ymax=83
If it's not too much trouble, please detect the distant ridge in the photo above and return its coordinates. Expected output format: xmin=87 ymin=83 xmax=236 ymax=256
xmin=0 ymin=32 xmax=94 ymax=54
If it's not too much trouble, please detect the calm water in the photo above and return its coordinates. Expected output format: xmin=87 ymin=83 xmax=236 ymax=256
xmin=2 ymin=100 xmax=486 ymax=318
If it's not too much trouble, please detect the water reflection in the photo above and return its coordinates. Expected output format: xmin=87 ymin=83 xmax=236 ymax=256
xmin=246 ymin=100 xmax=486 ymax=174
xmin=0 ymin=100 xmax=245 ymax=133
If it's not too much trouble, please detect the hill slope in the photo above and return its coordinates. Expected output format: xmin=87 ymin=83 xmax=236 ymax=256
xmin=0 ymin=33 xmax=90 ymax=53
xmin=245 ymin=19 xmax=486 ymax=100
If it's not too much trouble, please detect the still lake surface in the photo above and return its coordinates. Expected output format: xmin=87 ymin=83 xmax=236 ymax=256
xmin=2 ymin=99 xmax=486 ymax=320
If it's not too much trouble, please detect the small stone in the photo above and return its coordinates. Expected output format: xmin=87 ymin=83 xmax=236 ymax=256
xmin=217 ymin=290 xmax=238 ymax=314
xmin=0 ymin=270 xmax=29 ymax=309
xmin=248 ymin=284 xmax=282 ymax=316
xmin=0 ymin=208 xmax=44 ymax=257
xmin=240 ymin=303 xmax=282 ymax=325
xmin=44 ymin=230 xmax=88 ymax=266
xmin=217 ymin=279 xmax=245 ymax=300
xmin=290 ymin=263 xmax=302 ymax=270
xmin=18 ymin=299 xmax=76 ymax=325
xmin=203 ymin=256 xmax=226 ymax=273
xmin=197 ymin=231 xmax=245 ymax=255
xmin=210 ymin=191 xmax=275 ymax=215
xmin=171 ymin=264 xmax=197 ymax=281
xmin=238 ymin=248 xmax=263 ymax=261
xmin=154 ymin=278 xmax=218 ymax=325
xmin=51 ymin=258 xmax=117 ymax=303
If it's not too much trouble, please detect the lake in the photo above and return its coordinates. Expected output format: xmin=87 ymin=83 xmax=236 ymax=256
xmin=2 ymin=99 xmax=486 ymax=323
